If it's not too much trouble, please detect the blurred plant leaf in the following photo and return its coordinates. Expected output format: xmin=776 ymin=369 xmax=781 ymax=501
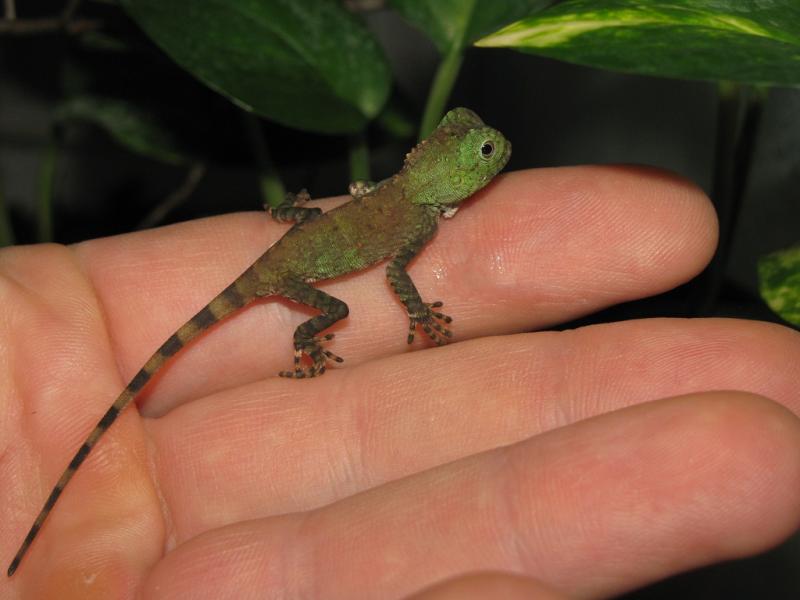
xmin=78 ymin=30 xmax=132 ymax=52
xmin=55 ymin=96 xmax=191 ymax=165
xmin=389 ymin=0 xmax=552 ymax=54
xmin=375 ymin=98 xmax=416 ymax=139
xmin=759 ymin=244 xmax=800 ymax=327
xmin=120 ymin=0 xmax=391 ymax=134
xmin=477 ymin=0 xmax=800 ymax=86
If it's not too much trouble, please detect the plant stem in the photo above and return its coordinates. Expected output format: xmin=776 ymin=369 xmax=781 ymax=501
xmin=62 ymin=0 xmax=82 ymax=22
xmin=0 ymin=17 xmax=100 ymax=34
xmin=37 ymin=141 xmax=57 ymax=243
xmin=243 ymin=112 xmax=284 ymax=209
xmin=347 ymin=131 xmax=369 ymax=182
xmin=1 ymin=0 xmax=94 ymax=34
xmin=0 ymin=174 xmax=14 ymax=247
xmin=418 ymin=45 xmax=465 ymax=141
xmin=699 ymin=82 xmax=766 ymax=314
xmin=137 ymin=163 xmax=206 ymax=230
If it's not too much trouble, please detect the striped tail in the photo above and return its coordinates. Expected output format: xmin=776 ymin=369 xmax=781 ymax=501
xmin=7 ymin=272 xmax=259 ymax=577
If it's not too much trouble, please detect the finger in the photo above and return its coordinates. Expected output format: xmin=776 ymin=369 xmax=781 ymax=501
xmin=0 ymin=244 xmax=163 ymax=591
xmin=149 ymin=318 xmax=800 ymax=541
xmin=140 ymin=392 xmax=800 ymax=599
xmin=404 ymin=572 xmax=565 ymax=600
xmin=4 ymin=410 xmax=162 ymax=598
xmin=72 ymin=166 xmax=716 ymax=412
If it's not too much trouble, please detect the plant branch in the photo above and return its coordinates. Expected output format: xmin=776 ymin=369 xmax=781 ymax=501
xmin=243 ymin=112 xmax=285 ymax=209
xmin=137 ymin=163 xmax=206 ymax=230
xmin=1 ymin=0 xmax=96 ymax=36
xmin=0 ymin=17 xmax=100 ymax=34
xmin=62 ymin=0 xmax=82 ymax=22
xmin=698 ymin=82 xmax=767 ymax=314
xmin=37 ymin=141 xmax=57 ymax=243
xmin=347 ymin=131 xmax=370 ymax=182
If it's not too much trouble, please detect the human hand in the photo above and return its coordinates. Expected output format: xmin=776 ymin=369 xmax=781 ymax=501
xmin=3 ymin=167 xmax=799 ymax=599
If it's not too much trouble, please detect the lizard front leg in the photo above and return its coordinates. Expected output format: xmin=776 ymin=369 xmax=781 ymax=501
xmin=278 ymin=280 xmax=348 ymax=378
xmin=387 ymin=243 xmax=453 ymax=346
xmin=267 ymin=188 xmax=322 ymax=225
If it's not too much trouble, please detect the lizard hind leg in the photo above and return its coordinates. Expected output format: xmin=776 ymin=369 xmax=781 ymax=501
xmin=279 ymin=281 xmax=348 ymax=378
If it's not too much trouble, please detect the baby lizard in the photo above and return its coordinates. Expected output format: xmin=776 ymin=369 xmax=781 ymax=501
xmin=7 ymin=107 xmax=511 ymax=576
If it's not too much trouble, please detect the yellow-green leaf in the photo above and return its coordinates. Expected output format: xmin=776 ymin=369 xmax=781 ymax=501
xmin=759 ymin=244 xmax=800 ymax=327
xmin=390 ymin=0 xmax=551 ymax=54
xmin=477 ymin=0 xmax=800 ymax=86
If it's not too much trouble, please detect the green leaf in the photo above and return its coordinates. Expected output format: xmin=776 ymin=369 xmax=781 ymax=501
xmin=390 ymin=0 xmax=552 ymax=54
xmin=759 ymin=244 xmax=800 ymax=327
xmin=121 ymin=0 xmax=391 ymax=134
xmin=476 ymin=0 xmax=800 ymax=86
xmin=375 ymin=100 xmax=416 ymax=139
xmin=54 ymin=96 xmax=191 ymax=165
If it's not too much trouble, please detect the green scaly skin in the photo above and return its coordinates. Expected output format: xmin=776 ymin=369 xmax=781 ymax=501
xmin=7 ymin=107 xmax=511 ymax=577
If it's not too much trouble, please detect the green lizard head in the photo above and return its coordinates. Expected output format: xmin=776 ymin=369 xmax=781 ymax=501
xmin=401 ymin=107 xmax=511 ymax=210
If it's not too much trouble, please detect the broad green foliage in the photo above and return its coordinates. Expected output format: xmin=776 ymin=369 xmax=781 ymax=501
xmin=477 ymin=0 xmax=800 ymax=86
xmin=54 ymin=96 xmax=191 ymax=165
xmin=759 ymin=245 xmax=800 ymax=327
xmin=121 ymin=0 xmax=391 ymax=134
xmin=390 ymin=0 xmax=552 ymax=54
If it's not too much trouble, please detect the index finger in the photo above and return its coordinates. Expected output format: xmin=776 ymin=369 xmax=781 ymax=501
xmin=74 ymin=165 xmax=716 ymax=413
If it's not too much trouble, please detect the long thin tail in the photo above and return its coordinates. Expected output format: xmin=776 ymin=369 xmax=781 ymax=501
xmin=7 ymin=270 xmax=260 ymax=577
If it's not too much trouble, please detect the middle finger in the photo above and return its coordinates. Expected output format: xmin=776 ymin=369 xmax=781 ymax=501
xmin=147 ymin=317 xmax=800 ymax=541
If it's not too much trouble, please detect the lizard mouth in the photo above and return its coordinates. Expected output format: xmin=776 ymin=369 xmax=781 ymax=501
xmin=499 ymin=139 xmax=512 ymax=168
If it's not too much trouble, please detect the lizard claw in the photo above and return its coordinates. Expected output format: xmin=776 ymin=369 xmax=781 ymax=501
xmin=407 ymin=301 xmax=453 ymax=346
xmin=279 ymin=333 xmax=343 ymax=378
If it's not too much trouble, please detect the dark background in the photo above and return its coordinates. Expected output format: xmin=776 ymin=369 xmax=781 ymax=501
xmin=1 ymin=2 xmax=798 ymax=597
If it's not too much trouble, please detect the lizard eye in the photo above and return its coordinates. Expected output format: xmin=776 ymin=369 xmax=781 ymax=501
xmin=480 ymin=140 xmax=495 ymax=159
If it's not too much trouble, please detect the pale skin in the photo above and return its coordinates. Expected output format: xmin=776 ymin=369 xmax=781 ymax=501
xmin=2 ymin=166 xmax=800 ymax=599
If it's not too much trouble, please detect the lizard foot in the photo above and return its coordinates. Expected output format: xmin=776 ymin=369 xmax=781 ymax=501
xmin=407 ymin=301 xmax=453 ymax=346
xmin=267 ymin=189 xmax=322 ymax=225
xmin=279 ymin=333 xmax=344 ymax=378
